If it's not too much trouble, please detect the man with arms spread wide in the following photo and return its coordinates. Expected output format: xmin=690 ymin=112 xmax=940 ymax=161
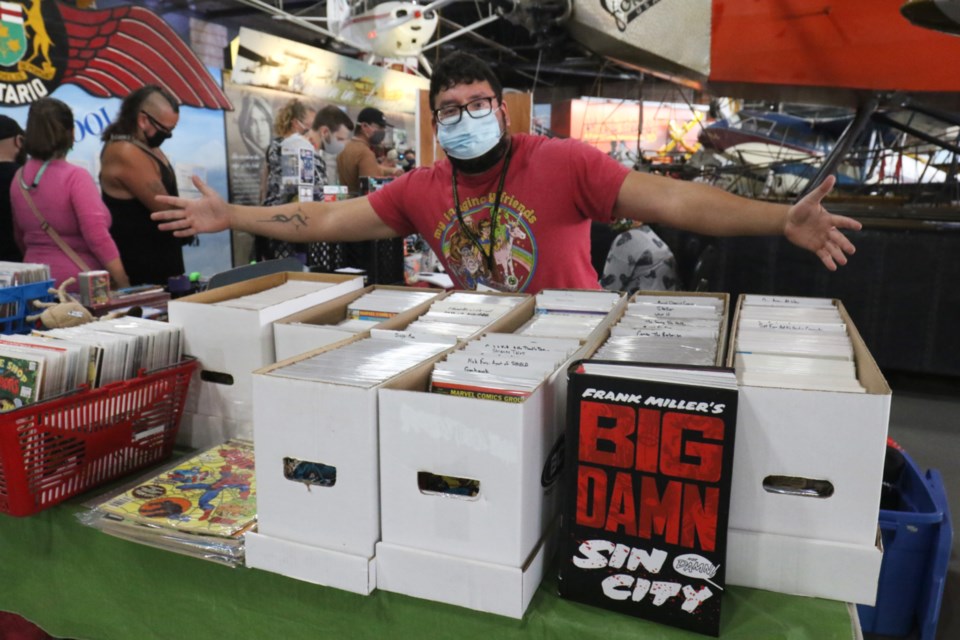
xmin=153 ymin=52 xmax=861 ymax=293
xmin=101 ymin=85 xmax=186 ymax=286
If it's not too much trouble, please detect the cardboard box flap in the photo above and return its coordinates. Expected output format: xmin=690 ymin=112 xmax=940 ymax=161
xmin=276 ymin=285 xmax=443 ymax=328
xmin=174 ymin=272 xmax=360 ymax=305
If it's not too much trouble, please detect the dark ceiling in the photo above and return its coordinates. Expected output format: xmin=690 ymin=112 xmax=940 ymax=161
xmin=129 ymin=0 xmax=646 ymax=95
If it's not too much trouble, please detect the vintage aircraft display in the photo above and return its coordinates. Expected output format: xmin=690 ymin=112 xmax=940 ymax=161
xmin=691 ymin=105 xmax=956 ymax=202
xmin=565 ymin=0 xmax=960 ymax=107
xmin=559 ymin=0 xmax=960 ymax=203
xmin=229 ymin=0 xmax=960 ymax=106
xmin=182 ymin=0 xmax=960 ymax=205
xmin=232 ymin=0 xmax=512 ymax=72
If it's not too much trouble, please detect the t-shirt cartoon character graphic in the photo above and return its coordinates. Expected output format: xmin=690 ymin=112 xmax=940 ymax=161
xmin=441 ymin=200 xmax=536 ymax=292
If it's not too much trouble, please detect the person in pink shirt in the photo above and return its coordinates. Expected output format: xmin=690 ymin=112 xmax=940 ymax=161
xmin=10 ymin=97 xmax=130 ymax=291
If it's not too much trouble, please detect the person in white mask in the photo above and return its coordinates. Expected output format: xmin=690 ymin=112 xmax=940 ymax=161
xmin=306 ymin=105 xmax=354 ymax=192
xmin=153 ymin=52 xmax=861 ymax=294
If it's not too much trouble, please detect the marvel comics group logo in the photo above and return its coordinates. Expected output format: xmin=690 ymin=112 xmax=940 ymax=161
xmin=0 ymin=0 xmax=67 ymax=104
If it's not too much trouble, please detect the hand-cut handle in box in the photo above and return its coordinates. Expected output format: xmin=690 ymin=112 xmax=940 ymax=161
xmin=417 ymin=471 xmax=480 ymax=499
xmin=283 ymin=456 xmax=336 ymax=489
xmin=762 ymin=475 xmax=834 ymax=498
xmin=200 ymin=370 xmax=234 ymax=385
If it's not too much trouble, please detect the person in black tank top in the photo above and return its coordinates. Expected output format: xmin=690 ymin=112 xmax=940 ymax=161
xmin=99 ymin=85 xmax=187 ymax=286
xmin=0 ymin=115 xmax=25 ymax=262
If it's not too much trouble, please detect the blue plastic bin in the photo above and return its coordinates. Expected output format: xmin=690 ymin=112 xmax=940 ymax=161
xmin=0 ymin=280 xmax=54 ymax=334
xmin=857 ymin=447 xmax=952 ymax=640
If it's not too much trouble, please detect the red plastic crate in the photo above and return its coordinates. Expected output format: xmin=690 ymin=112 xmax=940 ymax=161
xmin=0 ymin=358 xmax=197 ymax=516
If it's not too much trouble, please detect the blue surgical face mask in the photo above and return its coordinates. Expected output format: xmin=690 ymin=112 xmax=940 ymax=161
xmin=437 ymin=109 xmax=503 ymax=160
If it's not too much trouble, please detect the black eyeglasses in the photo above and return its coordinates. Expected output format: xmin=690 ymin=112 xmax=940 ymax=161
xmin=141 ymin=110 xmax=173 ymax=135
xmin=433 ymin=96 xmax=498 ymax=126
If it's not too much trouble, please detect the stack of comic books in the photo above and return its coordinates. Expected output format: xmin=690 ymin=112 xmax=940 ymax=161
xmin=328 ymin=288 xmax=439 ymax=333
xmin=38 ymin=317 xmax=182 ymax=387
xmin=346 ymin=288 xmax=440 ymax=320
xmin=0 ymin=263 xmax=51 ymax=332
xmin=593 ymin=294 xmax=726 ymax=366
xmin=212 ymin=280 xmax=340 ymax=310
xmin=0 ymin=348 xmax=46 ymax=412
xmin=268 ymin=330 xmax=454 ymax=387
xmin=430 ymin=333 xmax=581 ymax=402
xmin=732 ymin=295 xmax=864 ymax=393
xmin=0 ymin=332 xmax=99 ymax=411
xmin=515 ymin=289 xmax=620 ymax=339
xmin=1 ymin=317 xmax=184 ymax=412
xmin=80 ymin=440 xmax=256 ymax=567
xmin=403 ymin=292 xmax=525 ymax=339
xmin=0 ymin=262 xmax=50 ymax=287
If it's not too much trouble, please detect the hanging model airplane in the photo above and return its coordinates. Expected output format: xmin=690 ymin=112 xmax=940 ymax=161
xmin=323 ymin=0 xmax=442 ymax=58
xmin=232 ymin=0 xmax=511 ymax=73
xmin=234 ymin=0 xmax=960 ymax=97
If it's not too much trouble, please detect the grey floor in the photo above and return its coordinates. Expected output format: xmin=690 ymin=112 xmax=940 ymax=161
xmin=864 ymin=373 xmax=959 ymax=640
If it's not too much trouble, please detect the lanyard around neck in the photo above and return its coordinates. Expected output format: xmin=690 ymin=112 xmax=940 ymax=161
xmin=451 ymin=141 xmax=513 ymax=276
xmin=18 ymin=159 xmax=51 ymax=191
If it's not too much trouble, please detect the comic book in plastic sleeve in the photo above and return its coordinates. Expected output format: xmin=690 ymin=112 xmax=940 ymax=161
xmin=0 ymin=352 xmax=45 ymax=412
xmin=97 ymin=440 xmax=257 ymax=538
xmin=559 ymin=360 xmax=739 ymax=637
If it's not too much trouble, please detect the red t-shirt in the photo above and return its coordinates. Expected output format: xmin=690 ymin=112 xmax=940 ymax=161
xmin=369 ymin=133 xmax=630 ymax=293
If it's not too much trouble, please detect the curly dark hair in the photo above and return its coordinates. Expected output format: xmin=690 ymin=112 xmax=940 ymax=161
xmin=428 ymin=51 xmax=502 ymax=110
xmin=101 ymin=84 xmax=180 ymax=141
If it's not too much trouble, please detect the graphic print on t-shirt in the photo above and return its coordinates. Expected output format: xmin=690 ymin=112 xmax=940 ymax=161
xmin=439 ymin=195 xmax=537 ymax=292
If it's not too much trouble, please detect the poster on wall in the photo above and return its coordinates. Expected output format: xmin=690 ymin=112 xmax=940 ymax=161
xmin=223 ymin=29 xmax=425 ymax=208
xmin=0 ymin=71 xmax=232 ymax=279
xmin=230 ymin=27 xmax=427 ymax=114
xmin=223 ymin=76 xmax=417 ymax=207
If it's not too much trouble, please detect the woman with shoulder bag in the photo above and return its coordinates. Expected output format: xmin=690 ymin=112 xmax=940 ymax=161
xmin=10 ymin=97 xmax=130 ymax=291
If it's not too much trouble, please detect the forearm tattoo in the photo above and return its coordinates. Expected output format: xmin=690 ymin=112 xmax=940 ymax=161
xmin=260 ymin=208 xmax=309 ymax=230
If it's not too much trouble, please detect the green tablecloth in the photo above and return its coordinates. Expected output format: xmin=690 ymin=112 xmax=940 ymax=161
xmin=0 ymin=497 xmax=859 ymax=640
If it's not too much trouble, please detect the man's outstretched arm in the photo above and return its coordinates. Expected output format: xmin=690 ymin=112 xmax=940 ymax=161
xmin=613 ymin=172 xmax=862 ymax=271
xmin=151 ymin=175 xmax=399 ymax=243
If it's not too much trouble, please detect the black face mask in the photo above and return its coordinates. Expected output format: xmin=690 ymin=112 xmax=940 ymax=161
xmin=447 ymin=135 xmax=509 ymax=174
xmin=146 ymin=130 xmax=171 ymax=149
